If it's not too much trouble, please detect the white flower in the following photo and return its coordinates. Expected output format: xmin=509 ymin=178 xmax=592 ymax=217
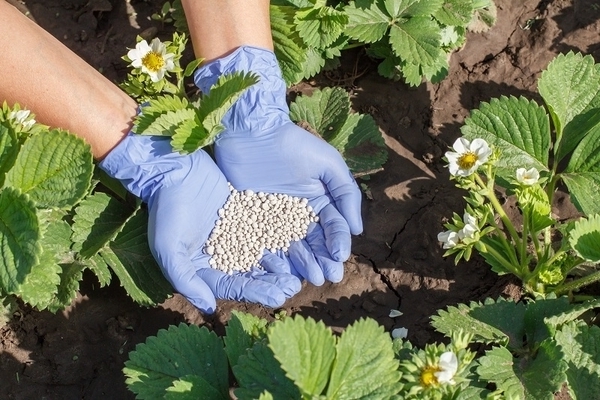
xmin=458 ymin=212 xmax=478 ymax=240
xmin=434 ymin=351 xmax=458 ymax=384
xmin=445 ymin=138 xmax=492 ymax=176
xmin=127 ymin=38 xmax=175 ymax=82
xmin=516 ymin=167 xmax=540 ymax=185
xmin=9 ymin=109 xmax=35 ymax=129
xmin=391 ymin=327 xmax=408 ymax=339
xmin=437 ymin=230 xmax=460 ymax=249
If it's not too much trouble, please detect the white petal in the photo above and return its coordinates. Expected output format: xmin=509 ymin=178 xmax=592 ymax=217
xmin=462 ymin=212 xmax=476 ymax=225
xmin=391 ymin=327 xmax=408 ymax=339
xmin=150 ymin=37 xmax=165 ymax=53
xmin=452 ymin=137 xmax=470 ymax=154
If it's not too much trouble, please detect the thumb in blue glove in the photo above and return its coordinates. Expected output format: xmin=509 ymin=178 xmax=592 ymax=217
xmin=99 ymin=133 xmax=301 ymax=313
xmin=195 ymin=46 xmax=363 ymax=286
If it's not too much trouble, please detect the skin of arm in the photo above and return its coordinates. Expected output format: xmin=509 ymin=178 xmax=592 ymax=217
xmin=0 ymin=1 xmax=137 ymax=160
xmin=181 ymin=0 xmax=273 ymax=62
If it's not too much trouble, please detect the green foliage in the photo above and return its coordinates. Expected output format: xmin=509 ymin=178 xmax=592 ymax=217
xmin=432 ymin=296 xmax=600 ymax=399
xmin=289 ymin=87 xmax=387 ymax=176
xmin=125 ymin=312 xmax=407 ymax=399
xmin=440 ymin=52 xmax=600 ymax=296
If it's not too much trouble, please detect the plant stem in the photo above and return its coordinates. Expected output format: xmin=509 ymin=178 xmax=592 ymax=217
xmin=482 ymin=242 xmax=523 ymax=277
xmin=555 ymin=270 xmax=600 ymax=295
xmin=474 ymin=174 xmax=522 ymax=248
xmin=488 ymin=217 xmax=520 ymax=266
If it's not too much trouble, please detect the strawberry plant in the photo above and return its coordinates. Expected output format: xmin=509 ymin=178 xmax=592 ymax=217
xmin=438 ymin=51 xmax=600 ymax=296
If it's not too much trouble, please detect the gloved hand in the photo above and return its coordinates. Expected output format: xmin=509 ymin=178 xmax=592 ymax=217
xmin=98 ymin=133 xmax=301 ymax=313
xmin=194 ymin=46 xmax=363 ymax=286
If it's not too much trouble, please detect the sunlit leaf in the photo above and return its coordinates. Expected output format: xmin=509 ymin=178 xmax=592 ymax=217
xmin=568 ymin=214 xmax=600 ymax=262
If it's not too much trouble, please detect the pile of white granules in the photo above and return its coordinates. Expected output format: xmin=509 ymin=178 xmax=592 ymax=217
xmin=204 ymin=184 xmax=319 ymax=274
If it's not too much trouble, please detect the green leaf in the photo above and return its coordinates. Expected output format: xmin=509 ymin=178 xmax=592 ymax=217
xmin=335 ymin=113 xmax=387 ymax=175
xmin=326 ymin=318 xmax=403 ymax=399
xmin=294 ymin=5 xmax=348 ymax=49
xmin=134 ymin=95 xmax=190 ymax=135
xmin=124 ymin=323 xmax=229 ymax=400
xmin=568 ymin=214 xmax=600 ymax=262
xmin=271 ymin=4 xmax=308 ymax=86
xmin=545 ymin=298 xmax=600 ymax=329
xmin=476 ymin=340 xmax=567 ymax=400
xmin=71 ymin=192 xmax=137 ymax=259
xmin=431 ymin=298 xmax=526 ymax=351
xmin=17 ymin=212 xmax=71 ymax=309
xmin=0 ymin=124 xmax=21 ymax=187
xmin=100 ymin=209 xmax=172 ymax=306
xmin=224 ymin=311 xmax=269 ymax=370
xmin=344 ymin=1 xmax=390 ymax=43
xmin=83 ymin=254 xmax=112 ymax=288
xmin=0 ymin=187 xmax=41 ymax=295
xmin=140 ymin=108 xmax=197 ymax=137
xmin=563 ymin=124 xmax=600 ymax=214
xmin=165 ymin=375 xmax=225 ymax=400
xmin=6 ymin=129 xmax=93 ymax=209
xmin=170 ymin=72 xmax=259 ymax=154
xmin=516 ymin=185 xmax=554 ymax=233
xmin=538 ymin=52 xmax=600 ymax=138
xmin=555 ymin=322 xmax=600 ymax=400
xmin=434 ymin=0 xmax=474 ymax=26
xmin=389 ymin=16 xmax=443 ymax=68
xmin=233 ymin=340 xmax=301 ymax=400
xmin=46 ymin=261 xmax=86 ymax=313
xmin=289 ymin=87 xmax=351 ymax=140
xmin=523 ymin=297 xmax=572 ymax=349
xmin=557 ymin=106 xmax=600 ymax=164
xmin=268 ymin=316 xmax=335 ymax=396
xmin=461 ymin=96 xmax=551 ymax=176
xmin=401 ymin=0 xmax=444 ymax=16
xmin=183 ymin=58 xmax=203 ymax=78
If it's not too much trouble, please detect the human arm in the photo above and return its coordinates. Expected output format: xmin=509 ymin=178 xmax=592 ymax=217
xmin=180 ymin=0 xmax=364 ymax=285
xmin=0 ymin=1 xmax=301 ymax=312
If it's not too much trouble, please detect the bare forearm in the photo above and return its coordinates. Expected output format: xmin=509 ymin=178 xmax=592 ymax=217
xmin=0 ymin=1 xmax=137 ymax=159
xmin=181 ymin=0 xmax=272 ymax=62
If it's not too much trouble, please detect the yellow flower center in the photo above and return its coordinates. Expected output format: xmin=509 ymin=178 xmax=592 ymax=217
xmin=142 ymin=51 xmax=165 ymax=72
xmin=457 ymin=152 xmax=478 ymax=170
xmin=420 ymin=366 xmax=441 ymax=387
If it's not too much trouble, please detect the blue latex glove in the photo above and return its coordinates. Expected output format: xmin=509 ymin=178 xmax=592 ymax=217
xmin=195 ymin=46 xmax=363 ymax=286
xmin=98 ymin=133 xmax=301 ymax=313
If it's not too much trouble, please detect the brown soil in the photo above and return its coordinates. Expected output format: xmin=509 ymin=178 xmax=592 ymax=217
xmin=1 ymin=0 xmax=598 ymax=399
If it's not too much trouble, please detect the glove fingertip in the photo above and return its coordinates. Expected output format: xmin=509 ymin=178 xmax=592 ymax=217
xmin=188 ymin=296 xmax=217 ymax=315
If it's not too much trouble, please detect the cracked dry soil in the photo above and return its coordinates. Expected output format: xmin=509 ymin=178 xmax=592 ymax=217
xmin=1 ymin=0 xmax=599 ymax=398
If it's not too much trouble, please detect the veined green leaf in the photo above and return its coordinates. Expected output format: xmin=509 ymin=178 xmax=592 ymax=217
xmin=545 ymin=298 xmax=600 ymax=329
xmin=476 ymin=340 xmax=567 ymax=400
xmin=401 ymin=0 xmax=444 ymax=16
xmin=71 ymin=192 xmax=138 ymax=259
xmin=434 ymin=0 xmax=474 ymax=26
xmin=46 ymin=261 xmax=86 ymax=313
xmin=568 ymin=214 xmax=600 ymax=262
xmin=538 ymin=52 xmax=600 ymax=138
xmin=326 ymin=318 xmax=402 ymax=398
xmin=6 ymin=129 xmax=93 ymax=209
xmin=100 ymin=209 xmax=172 ymax=306
xmin=224 ymin=311 xmax=269 ymax=371
xmin=268 ymin=316 xmax=336 ymax=396
xmin=0 ymin=123 xmax=21 ymax=187
xmin=124 ymin=323 xmax=229 ymax=400
xmin=555 ymin=321 xmax=600 ymax=400
xmin=294 ymin=5 xmax=348 ymax=49
xmin=233 ymin=340 xmax=301 ymax=400
xmin=134 ymin=95 xmax=190 ymax=134
xmin=389 ymin=16 xmax=442 ymax=68
xmin=344 ymin=1 xmax=390 ymax=43
xmin=171 ymin=117 xmax=212 ymax=154
xmin=334 ymin=113 xmax=388 ymax=176
xmin=289 ymin=87 xmax=350 ymax=140
xmin=298 ymin=47 xmax=327 ymax=81
xmin=83 ymin=253 xmax=112 ymax=288
xmin=461 ymin=96 xmax=550 ymax=174
xmin=517 ymin=185 xmax=554 ymax=233
xmin=561 ymin=172 xmax=600 ymax=216
xmin=431 ymin=298 xmax=525 ymax=351
xmin=563 ymin=124 xmax=600 ymax=215
xmin=271 ymin=4 xmax=307 ymax=86
xmin=197 ymin=71 xmax=259 ymax=130
xmin=523 ymin=297 xmax=572 ymax=349
xmin=0 ymin=187 xmax=41 ymax=295
xmin=17 ymin=212 xmax=71 ymax=309
xmin=138 ymin=108 xmax=196 ymax=137
xmin=165 ymin=375 xmax=224 ymax=400
xmin=558 ymin=106 xmax=600 ymax=164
